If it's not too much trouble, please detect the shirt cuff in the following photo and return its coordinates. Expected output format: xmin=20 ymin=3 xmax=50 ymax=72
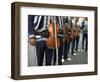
xmin=29 ymin=34 xmax=35 ymax=38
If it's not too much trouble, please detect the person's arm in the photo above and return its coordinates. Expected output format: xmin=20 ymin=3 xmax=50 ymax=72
xmin=28 ymin=15 xmax=36 ymax=38
xmin=28 ymin=15 xmax=36 ymax=45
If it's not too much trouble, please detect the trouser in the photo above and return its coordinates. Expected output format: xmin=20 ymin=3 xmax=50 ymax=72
xmin=36 ymin=41 xmax=53 ymax=66
xmin=76 ymin=36 xmax=80 ymax=51
xmin=82 ymin=33 xmax=88 ymax=51
xmin=53 ymin=40 xmax=63 ymax=65
xmin=71 ymin=38 xmax=75 ymax=54
xmin=63 ymin=41 xmax=70 ymax=60
xmin=53 ymin=49 xmax=56 ymax=65
xmin=53 ymin=47 xmax=63 ymax=65
xmin=58 ymin=41 xmax=63 ymax=65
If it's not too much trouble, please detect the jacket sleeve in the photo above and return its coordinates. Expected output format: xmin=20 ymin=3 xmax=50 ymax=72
xmin=28 ymin=15 xmax=36 ymax=38
xmin=56 ymin=16 xmax=60 ymax=24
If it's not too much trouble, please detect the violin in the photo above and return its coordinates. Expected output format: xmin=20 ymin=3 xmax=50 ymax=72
xmin=68 ymin=21 xmax=78 ymax=41
xmin=62 ymin=23 xmax=69 ymax=42
xmin=75 ymin=24 xmax=81 ymax=37
xmin=46 ymin=16 xmax=60 ymax=49
xmin=60 ymin=17 xmax=73 ymax=43
xmin=72 ymin=18 xmax=81 ymax=38
xmin=72 ymin=22 xmax=80 ymax=38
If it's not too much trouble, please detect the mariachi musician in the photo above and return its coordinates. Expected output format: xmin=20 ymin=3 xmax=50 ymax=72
xmin=59 ymin=16 xmax=72 ymax=62
xmin=71 ymin=17 xmax=78 ymax=55
xmin=47 ymin=16 xmax=62 ymax=65
xmin=50 ymin=16 xmax=72 ymax=65
xmin=81 ymin=18 xmax=88 ymax=51
xmin=71 ymin=17 xmax=82 ymax=55
xmin=75 ymin=18 xmax=81 ymax=51
xmin=57 ymin=16 xmax=65 ymax=65
xmin=28 ymin=15 xmax=54 ymax=66
xmin=29 ymin=15 xmax=64 ymax=66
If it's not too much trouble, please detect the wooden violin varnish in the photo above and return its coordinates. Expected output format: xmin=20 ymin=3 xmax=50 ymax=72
xmin=46 ymin=16 xmax=60 ymax=49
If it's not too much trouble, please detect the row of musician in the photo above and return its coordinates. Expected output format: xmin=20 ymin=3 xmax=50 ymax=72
xmin=28 ymin=16 xmax=88 ymax=66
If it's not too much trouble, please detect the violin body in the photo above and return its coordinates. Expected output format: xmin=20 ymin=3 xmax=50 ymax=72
xmin=62 ymin=23 xmax=69 ymax=42
xmin=72 ymin=24 xmax=81 ymax=38
xmin=76 ymin=25 xmax=81 ymax=37
xmin=67 ymin=27 xmax=74 ymax=42
xmin=46 ymin=18 xmax=60 ymax=49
